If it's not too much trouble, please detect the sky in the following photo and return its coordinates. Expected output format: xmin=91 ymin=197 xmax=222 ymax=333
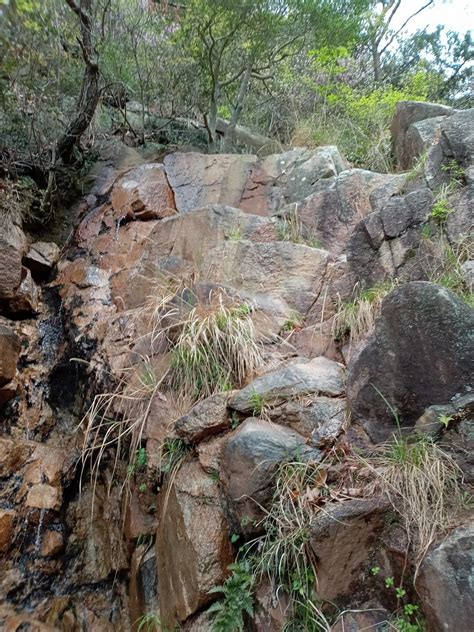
xmin=391 ymin=0 xmax=473 ymax=37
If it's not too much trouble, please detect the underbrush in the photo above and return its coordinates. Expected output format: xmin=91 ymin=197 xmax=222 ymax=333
xmin=419 ymin=233 xmax=473 ymax=307
xmin=331 ymin=280 xmax=396 ymax=352
xmin=210 ymin=424 xmax=466 ymax=630
xmin=79 ymin=280 xmax=262 ymax=498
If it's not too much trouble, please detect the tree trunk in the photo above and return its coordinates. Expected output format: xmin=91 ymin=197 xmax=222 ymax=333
xmin=372 ymin=42 xmax=382 ymax=83
xmin=223 ymin=65 xmax=252 ymax=151
xmin=56 ymin=0 xmax=100 ymax=164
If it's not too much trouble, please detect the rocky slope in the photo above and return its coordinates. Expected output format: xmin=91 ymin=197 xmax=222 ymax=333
xmin=0 ymin=101 xmax=473 ymax=631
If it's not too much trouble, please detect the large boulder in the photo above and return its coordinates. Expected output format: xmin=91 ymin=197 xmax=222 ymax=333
xmin=347 ymin=282 xmax=474 ymax=442
xmin=279 ymin=168 xmax=405 ymax=255
xmin=164 ymin=152 xmax=256 ymax=214
xmin=418 ymin=524 xmax=474 ymax=632
xmin=309 ymin=496 xmax=390 ymax=603
xmin=205 ymin=240 xmax=330 ymax=314
xmin=221 ymin=419 xmax=320 ymax=533
xmin=156 ymin=461 xmax=233 ymax=627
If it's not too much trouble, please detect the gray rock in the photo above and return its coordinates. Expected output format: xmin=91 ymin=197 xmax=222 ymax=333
xmin=347 ymin=188 xmax=434 ymax=287
xmin=175 ymin=393 xmax=231 ymax=443
xmin=262 ymin=396 xmax=347 ymax=446
xmin=229 ymin=357 xmax=345 ymax=413
xmin=391 ymin=101 xmax=454 ymax=169
xmin=347 ymin=282 xmax=474 ymax=442
xmin=440 ymin=108 xmax=474 ymax=166
xmin=418 ymin=524 xmax=474 ymax=632
xmin=221 ymin=418 xmax=321 ymax=533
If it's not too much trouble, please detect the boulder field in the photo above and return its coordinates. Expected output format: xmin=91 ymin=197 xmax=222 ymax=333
xmin=0 ymin=102 xmax=472 ymax=631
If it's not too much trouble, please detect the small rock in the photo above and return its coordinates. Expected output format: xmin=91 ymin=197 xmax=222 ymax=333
xmin=112 ymin=163 xmax=176 ymax=220
xmin=175 ymin=393 xmax=231 ymax=443
xmin=24 ymin=241 xmax=61 ymax=278
xmin=221 ymin=419 xmax=321 ymax=532
xmin=229 ymin=356 xmax=345 ymax=413
xmin=0 ymin=324 xmax=21 ymax=387
xmin=26 ymin=484 xmax=62 ymax=511
xmin=0 ymin=379 xmax=18 ymax=407
xmin=0 ymin=437 xmax=34 ymax=476
xmin=418 ymin=523 xmax=474 ymax=632
xmin=41 ymin=530 xmax=64 ymax=557
xmin=0 ymin=509 xmax=16 ymax=552
xmin=7 ymin=267 xmax=40 ymax=315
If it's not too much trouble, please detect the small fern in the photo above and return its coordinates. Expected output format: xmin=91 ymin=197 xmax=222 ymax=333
xmin=208 ymin=560 xmax=255 ymax=631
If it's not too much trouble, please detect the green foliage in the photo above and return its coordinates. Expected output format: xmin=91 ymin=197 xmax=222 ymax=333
xmin=369 ymin=569 xmax=424 ymax=632
xmin=429 ymin=194 xmax=454 ymax=224
xmin=208 ymin=559 xmax=255 ymax=632
xmin=249 ymin=390 xmax=267 ymax=416
xmin=136 ymin=612 xmax=162 ymax=632
xmin=159 ymin=438 xmax=189 ymax=476
xmin=127 ymin=447 xmax=148 ymax=478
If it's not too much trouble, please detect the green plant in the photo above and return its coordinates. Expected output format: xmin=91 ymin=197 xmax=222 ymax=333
xmin=438 ymin=414 xmax=453 ymax=429
xmin=136 ymin=612 xmax=162 ymax=632
xmin=249 ymin=390 xmax=267 ymax=416
xmin=227 ymin=224 xmax=244 ymax=241
xmin=139 ymin=482 xmax=148 ymax=493
xmin=280 ymin=313 xmax=303 ymax=335
xmin=370 ymin=569 xmax=424 ymax=632
xmin=441 ymin=159 xmax=465 ymax=186
xmin=159 ymin=438 xmax=189 ymax=476
xmin=207 ymin=559 xmax=255 ymax=631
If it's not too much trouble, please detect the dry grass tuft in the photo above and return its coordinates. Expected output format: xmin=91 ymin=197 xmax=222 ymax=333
xmin=79 ymin=277 xmax=262 ymax=502
xmin=331 ymin=281 xmax=396 ymax=351
xmin=362 ymin=433 xmax=465 ymax=576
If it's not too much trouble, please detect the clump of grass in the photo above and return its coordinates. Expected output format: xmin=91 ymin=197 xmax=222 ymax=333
xmin=421 ymin=234 xmax=473 ymax=307
xmin=363 ymin=433 xmax=465 ymax=576
xmin=169 ymin=293 xmax=263 ymax=401
xmin=332 ymin=281 xmax=396 ymax=350
xmin=429 ymin=186 xmax=455 ymax=224
xmin=136 ymin=612 xmax=162 ymax=632
xmin=276 ymin=204 xmax=322 ymax=248
xmin=210 ymin=457 xmax=335 ymax=631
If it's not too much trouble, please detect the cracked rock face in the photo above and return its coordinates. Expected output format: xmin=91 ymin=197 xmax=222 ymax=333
xmin=1 ymin=123 xmax=473 ymax=632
